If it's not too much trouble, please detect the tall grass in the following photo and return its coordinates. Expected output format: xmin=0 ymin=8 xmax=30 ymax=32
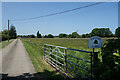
xmin=21 ymin=38 xmax=108 ymax=79
xmin=21 ymin=39 xmax=64 ymax=79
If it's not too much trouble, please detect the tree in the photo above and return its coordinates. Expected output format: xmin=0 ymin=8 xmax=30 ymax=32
xmin=71 ymin=32 xmax=79 ymax=38
xmin=68 ymin=34 xmax=72 ymax=38
xmin=47 ymin=34 xmax=54 ymax=38
xmin=81 ymin=34 xmax=86 ymax=38
xmin=2 ymin=29 xmax=8 ymax=35
xmin=0 ymin=32 xmax=2 ymax=42
xmin=44 ymin=35 xmax=47 ymax=38
xmin=91 ymin=28 xmax=112 ymax=37
xmin=59 ymin=33 xmax=67 ymax=38
xmin=1 ymin=29 xmax=9 ymax=41
xmin=115 ymin=27 xmax=120 ymax=39
xmin=30 ymin=34 xmax=35 ymax=38
xmin=37 ymin=31 xmax=42 ymax=38
xmin=9 ymin=25 xmax=17 ymax=39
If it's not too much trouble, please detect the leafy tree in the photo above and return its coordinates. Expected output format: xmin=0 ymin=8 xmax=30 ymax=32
xmin=96 ymin=39 xmax=120 ymax=80
xmin=81 ymin=34 xmax=86 ymax=38
xmin=71 ymin=32 xmax=79 ymax=38
xmin=68 ymin=34 xmax=72 ymax=38
xmin=91 ymin=28 xmax=112 ymax=37
xmin=37 ymin=31 xmax=42 ymax=38
xmin=2 ymin=29 xmax=8 ymax=35
xmin=39 ymin=34 xmax=42 ymax=38
xmin=30 ymin=34 xmax=35 ymax=38
xmin=44 ymin=35 xmax=48 ymax=38
xmin=9 ymin=25 xmax=17 ymax=39
xmin=2 ymin=34 xmax=8 ymax=41
xmin=59 ymin=33 xmax=67 ymax=38
xmin=115 ymin=27 xmax=120 ymax=39
xmin=1 ymin=29 xmax=9 ymax=41
xmin=17 ymin=35 xmax=22 ymax=37
xmin=37 ymin=31 xmax=39 ymax=38
xmin=47 ymin=34 xmax=54 ymax=38
xmin=0 ymin=32 xmax=2 ymax=42
xmin=85 ymin=33 xmax=90 ymax=38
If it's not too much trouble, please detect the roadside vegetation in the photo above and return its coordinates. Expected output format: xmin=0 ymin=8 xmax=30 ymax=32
xmin=0 ymin=39 xmax=14 ymax=50
xmin=0 ymin=24 xmax=17 ymax=49
xmin=21 ymin=39 xmax=64 ymax=79
xmin=21 ymin=38 xmax=110 ymax=79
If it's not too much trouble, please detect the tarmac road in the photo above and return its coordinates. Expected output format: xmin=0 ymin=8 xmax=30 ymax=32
xmin=1 ymin=39 xmax=35 ymax=77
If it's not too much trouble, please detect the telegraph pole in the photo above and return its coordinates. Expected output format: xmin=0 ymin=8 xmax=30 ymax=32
xmin=8 ymin=20 xmax=9 ymax=42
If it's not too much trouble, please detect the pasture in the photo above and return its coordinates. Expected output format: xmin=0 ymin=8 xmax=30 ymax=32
xmin=21 ymin=38 xmax=111 ymax=79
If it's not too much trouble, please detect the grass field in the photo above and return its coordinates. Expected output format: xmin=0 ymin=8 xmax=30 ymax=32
xmin=0 ymin=39 xmax=14 ymax=50
xmin=21 ymin=38 xmax=113 ymax=79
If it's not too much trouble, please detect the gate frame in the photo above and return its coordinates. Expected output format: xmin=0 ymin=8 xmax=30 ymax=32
xmin=44 ymin=44 xmax=98 ymax=80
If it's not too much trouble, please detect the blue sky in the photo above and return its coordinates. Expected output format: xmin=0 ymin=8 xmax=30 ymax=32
xmin=2 ymin=2 xmax=118 ymax=36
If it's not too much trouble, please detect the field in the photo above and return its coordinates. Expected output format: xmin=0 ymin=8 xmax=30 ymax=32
xmin=21 ymin=38 xmax=111 ymax=79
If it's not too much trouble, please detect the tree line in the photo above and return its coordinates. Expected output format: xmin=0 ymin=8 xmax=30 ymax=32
xmin=0 ymin=25 xmax=17 ymax=42
xmin=1 ymin=26 xmax=120 ymax=41
xmin=18 ymin=27 xmax=120 ymax=38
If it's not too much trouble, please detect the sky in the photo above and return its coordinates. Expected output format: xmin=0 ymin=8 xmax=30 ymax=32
xmin=2 ymin=2 xmax=118 ymax=36
xmin=1 ymin=0 xmax=120 ymax=2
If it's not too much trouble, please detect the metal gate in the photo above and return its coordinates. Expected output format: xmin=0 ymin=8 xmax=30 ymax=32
xmin=44 ymin=44 xmax=98 ymax=80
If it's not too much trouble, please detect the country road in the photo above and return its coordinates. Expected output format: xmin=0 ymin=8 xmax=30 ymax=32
xmin=0 ymin=39 xmax=35 ymax=77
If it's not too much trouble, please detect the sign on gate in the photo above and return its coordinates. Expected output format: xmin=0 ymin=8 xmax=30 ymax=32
xmin=88 ymin=36 xmax=103 ymax=48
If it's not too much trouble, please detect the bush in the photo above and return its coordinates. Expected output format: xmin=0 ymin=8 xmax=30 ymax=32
xmin=30 ymin=34 xmax=35 ymax=38
xmin=115 ymin=27 xmax=120 ymax=39
xmin=94 ymin=39 xmax=120 ymax=80
xmin=59 ymin=33 xmax=67 ymax=38
xmin=47 ymin=34 xmax=54 ymax=38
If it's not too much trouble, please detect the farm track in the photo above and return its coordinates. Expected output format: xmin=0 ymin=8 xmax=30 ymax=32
xmin=0 ymin=39 xmax=37 ymax=79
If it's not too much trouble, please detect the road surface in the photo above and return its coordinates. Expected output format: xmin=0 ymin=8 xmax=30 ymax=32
xmin=1 ymin=39 xmax=35 ymax=77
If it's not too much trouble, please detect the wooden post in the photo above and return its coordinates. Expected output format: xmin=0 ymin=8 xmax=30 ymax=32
xmin=8 ymin=20 xmax=9 ymax=42
xmin=64 ymin=49 xmax=67 ymax=71
xmin=93 ymin=48 xmax=98 ymax=61
xmin=90 ymin=52 xmax=93 ymax=80
xmin=93 ymin=48 xmax=98 ymax=80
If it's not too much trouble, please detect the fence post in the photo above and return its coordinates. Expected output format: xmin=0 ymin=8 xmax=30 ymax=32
xmin=44 ymin=44 xmax=46 ymax=60
xmin=93 ymin=48 xmax=98 ymax=80
xmin=64 ymin=49 xmax=67 ymax=71
xmin=90 ymin=52 xmax=93 ymax=80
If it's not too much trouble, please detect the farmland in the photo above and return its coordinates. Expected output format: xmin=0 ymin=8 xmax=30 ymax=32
xmin=21 ymin=38 xmax=112 ymax=79
xmin=22 ymin=38 xmax=109 ymax=51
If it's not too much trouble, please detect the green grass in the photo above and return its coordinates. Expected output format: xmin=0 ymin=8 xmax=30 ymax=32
xmin=0 ymin=39 xmax=14 ymax=50
xmin=21 ymin=38 xmax=113 ymax=79
xmin=21 ymin=39 xmax=64 ymax=79
xmin=21 ymin=38 xmax=109 ymax=51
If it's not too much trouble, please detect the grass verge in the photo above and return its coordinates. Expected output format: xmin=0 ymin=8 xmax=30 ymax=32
xmin=21 ymin=39 xmax=65 ymax=79
xmin=0 ymin=39 xmax=14 ymax=50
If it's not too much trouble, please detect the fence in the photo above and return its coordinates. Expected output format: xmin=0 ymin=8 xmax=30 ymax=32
xmin=44 ymin=44 xmax=98 ymax=80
